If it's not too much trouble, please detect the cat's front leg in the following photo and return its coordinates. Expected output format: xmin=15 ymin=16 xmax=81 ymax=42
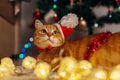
xmin=50 ymin=48 xmax=65 ymax=71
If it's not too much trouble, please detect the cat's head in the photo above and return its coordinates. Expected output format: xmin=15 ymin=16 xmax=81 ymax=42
xmin=34 ymin=13 xmax=78 ymax=49
xmin=34 ymin=20 xmax=64 ymax=49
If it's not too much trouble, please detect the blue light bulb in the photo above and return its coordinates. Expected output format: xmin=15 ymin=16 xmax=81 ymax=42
xmin=27 ymin=42 xmax=32 ymax=47
xmin=109 ymin=14 xmax=112 ymax=18
xmin=21 ymin=48 xmax=26 ymax=53
xmin=53 ymin=0 xmax=57 ymax=2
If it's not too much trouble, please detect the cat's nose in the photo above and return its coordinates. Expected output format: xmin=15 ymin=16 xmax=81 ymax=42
xmin=47 ymin=33 xmax=51 ymax=37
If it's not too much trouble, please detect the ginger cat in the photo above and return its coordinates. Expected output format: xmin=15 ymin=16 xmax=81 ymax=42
xmin=34 ymin=14 xmax=120 ymax=69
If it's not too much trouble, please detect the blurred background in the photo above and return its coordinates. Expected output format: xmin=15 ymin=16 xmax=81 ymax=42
xmin=0 ymin=0 xmax=120 ymax=60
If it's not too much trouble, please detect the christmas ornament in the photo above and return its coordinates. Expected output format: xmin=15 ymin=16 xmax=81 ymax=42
xmin=54 ymin=13 xmax=58 ymax=20
xmin=79 ymin=17 xmax=87 ymax=29
xmin=86 ymin=68 xmax=107 ymax=80
xmin=34 ymin=9 xmax=41 ymax=19
xmin=22 ymin=56 xmax=37 ymax=70
xmin=34 ymin=62 xmax=51 ymax=80
xmin=115 ymin=0 xmax=120 ymax=5
xmin=77 ymin=60 xmax=93 ymax=76
xmin=107 ymin=7 xmax=113 ymax=19
xmin=44 ymin=9 xmax=56 ymax=24
xmin=1 ymin=57 xmax=15 ymax=74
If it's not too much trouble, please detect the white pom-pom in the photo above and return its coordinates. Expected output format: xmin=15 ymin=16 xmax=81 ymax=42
xmin=58 ymin=13 xmax=78 ymax=28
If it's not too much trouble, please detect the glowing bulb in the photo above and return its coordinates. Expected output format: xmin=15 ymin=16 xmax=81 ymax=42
xmin=109 ymin=14 xmax=112 ymax=18
xmin=22 ymin=56 xmax=37 ymax=70
xmin=59 ymin=57 xmax=77 ymax=73
xmin=53 ymin=4 xmax=57 ymax=9
xmin=1 ymin=57 xmax=15 ymax=74
xmin=53 ymin=0 xmax=57 ymax=2
xmin=87 ymin=68 xmax=107 ymax=80
xmin=118 ymin=5 xmax=120 ymax=10
xmin=58 ymin=71 xmax=67 ymax=77
xmin=19 ymin=53 xmax=24 ymax=59
xmin=29 ymin=37 xmax=34 ymax=42
xmin=77 ymin=60 xmax=92 ymax=76
xmin=21 ymin=48 xmax=26 ymax=53
xmin=109 ymin=64 xmax=120 ymax=80
xmin=34 ymin=62 xmax=51 ymax=79
xmin=94 ymin=23 xmax=98 ymax=28
xmin=0 ymin=65 xmax=11 ymax=78
xmin=24 ymin=43 xmax=29 ymax=48
xmin=27 ymin=42 xmax=32 ymax=47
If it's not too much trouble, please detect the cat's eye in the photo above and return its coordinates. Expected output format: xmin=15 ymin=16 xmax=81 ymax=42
xmin=41 ymin=29 xmax=47 ymax=33
xmin=53 ymin=31 xmax=57 ymax=34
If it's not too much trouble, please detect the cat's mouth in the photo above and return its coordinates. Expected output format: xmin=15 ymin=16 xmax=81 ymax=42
xmin=44 ymin=39 xmax=53 ymax=43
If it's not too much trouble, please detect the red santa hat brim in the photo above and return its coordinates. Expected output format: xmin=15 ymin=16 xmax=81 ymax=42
xmin=54 ymin=23 xmax=74 ymax=41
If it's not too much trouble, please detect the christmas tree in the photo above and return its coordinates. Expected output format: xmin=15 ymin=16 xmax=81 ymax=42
xmin=36 ymin=0 xmax=120 ymax=34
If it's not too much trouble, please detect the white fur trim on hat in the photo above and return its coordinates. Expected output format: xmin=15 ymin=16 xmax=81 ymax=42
xmin=54 ymin=23 xmax=65 ymax=42
xmin=58 ymin=13 xmax=79 ymax=28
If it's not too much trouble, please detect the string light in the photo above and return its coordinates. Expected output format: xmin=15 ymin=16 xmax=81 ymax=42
xmin=53 ymin=4 xmax=57 ymax=9
xmin=19 ymin=53 xmax=24 ymax=59
xmin=53 ymin=0 xmax=57 ymax=2
xmin=18 ymin=37 xmax=33 ymax=59
xmin=118 ymin=5 xmax=120 ymax=10
xmin=21 ymin=48 xmax=26 ymax=53
xmin=94 ymin=23 xmax=98 ymax=28
xmin=29 ymin=37 xmax=34 ymax=42
xmin=109 ymin=14 xmax=112 ymax=18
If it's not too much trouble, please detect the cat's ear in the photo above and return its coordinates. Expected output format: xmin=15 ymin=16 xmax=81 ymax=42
xmin=35 ymin=19 xmax=43 ymax=29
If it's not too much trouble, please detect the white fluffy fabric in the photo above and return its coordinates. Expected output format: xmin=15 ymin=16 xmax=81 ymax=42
xmin=58 ymin=13 xmax=79 ymax=28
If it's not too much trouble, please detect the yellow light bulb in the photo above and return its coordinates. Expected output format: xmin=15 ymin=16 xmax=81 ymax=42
xmin=0 ymin=65 xmax=11 ymax=78
xmin=22 ymin=56 xmax=37 ymax=70
xmin=86 ymin=68 xmax=107 ymax=80
xmin=59 ymin=57 xmax=77 ymax=73
xmin=34 ymin=62 xmax=51 ymax=80
xmin=77 ymin=60 xmax=92 ymax=76
xmin=109 ymin=64 xmax=120 ymax=80
xmin=1 ymin=57 xmax=15 ymax=74
xmin=67 ymin=73 xmax=82 ymax=80
xmin=58 ymin=70 xmax=67 ymax=79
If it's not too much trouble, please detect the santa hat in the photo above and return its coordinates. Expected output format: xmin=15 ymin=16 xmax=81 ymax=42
xmin=54 ymin=13 xmax=79 ymax=41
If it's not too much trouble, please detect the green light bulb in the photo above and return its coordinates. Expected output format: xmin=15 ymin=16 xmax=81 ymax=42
xmin=53 ymin=4 xmax=57 ymax=9
xmin=19 ymin=54 xmax=24 ymax=59
xmin=24 ymin=43 xmax=29 ymax=48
